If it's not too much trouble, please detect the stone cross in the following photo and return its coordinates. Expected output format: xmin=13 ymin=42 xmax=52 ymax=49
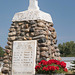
xmin=28 ymin=0 xmax=39 ymax=10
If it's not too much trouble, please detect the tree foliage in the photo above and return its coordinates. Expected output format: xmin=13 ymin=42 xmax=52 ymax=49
xmin=58 ymin=41 xmax=75 ymax=57
xmin=0 ymin=46 xmax=5 ymax=57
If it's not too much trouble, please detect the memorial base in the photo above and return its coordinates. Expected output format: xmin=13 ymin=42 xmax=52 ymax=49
xmin=2 ymin=20 xmax=60 ymax=74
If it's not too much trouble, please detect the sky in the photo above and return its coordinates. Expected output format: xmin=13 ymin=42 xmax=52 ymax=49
xmin=0 ymin=0 xmax=75 ymax=48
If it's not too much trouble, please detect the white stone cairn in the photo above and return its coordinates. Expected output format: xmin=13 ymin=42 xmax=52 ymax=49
xmin=2 ymin=18 xmax=60 ymax=75
xmin=12 ymin=0 xmax=53 ymax=23
xmin=2 ymin=0 xmax=61 ymax=74
xmin=12 ymin=40 xmax=37 ymax=75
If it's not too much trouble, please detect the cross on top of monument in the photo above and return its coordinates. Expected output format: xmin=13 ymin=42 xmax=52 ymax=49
xmin=28 ymin=0 xmax=39 ymax=10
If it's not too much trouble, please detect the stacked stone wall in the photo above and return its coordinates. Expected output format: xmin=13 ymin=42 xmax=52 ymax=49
xmin=2 ymin=20 xmax=60 ymax=74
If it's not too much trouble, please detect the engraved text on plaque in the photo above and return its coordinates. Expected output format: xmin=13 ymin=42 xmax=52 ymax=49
xmin=12 ymin=40 xmax=37 ymax=75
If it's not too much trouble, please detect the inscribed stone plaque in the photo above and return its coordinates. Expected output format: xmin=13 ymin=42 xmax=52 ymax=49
xmin=12 ymin=40 xmax=37 ymax=75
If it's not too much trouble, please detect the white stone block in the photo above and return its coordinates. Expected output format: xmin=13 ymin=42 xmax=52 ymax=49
xmin=12 ymin=0 xmax=53 ymax=23
xmin=12 ymin=40 xmax=37 ymax=75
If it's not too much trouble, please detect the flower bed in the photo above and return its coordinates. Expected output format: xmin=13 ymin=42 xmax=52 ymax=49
xmin=35 ymin=59 xmax=68 ymax=74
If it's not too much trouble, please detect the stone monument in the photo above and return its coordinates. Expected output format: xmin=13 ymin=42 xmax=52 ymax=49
xmin=2 ymin=0 xmax=61 ymax=75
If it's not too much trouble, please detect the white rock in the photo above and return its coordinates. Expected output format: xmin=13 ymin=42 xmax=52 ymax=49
xmin=12 ymin=0 xmax=53 ymax=23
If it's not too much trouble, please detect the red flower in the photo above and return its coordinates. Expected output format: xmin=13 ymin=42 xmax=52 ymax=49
xmin=45 ymin=67 xmax=49 ymax=71
xmin=48 ymin=66 xmax=56 ymax=71
xmin=60 ymin=61 xmax=66 ymax=68
xmin=47 ymin=59 xmax=61 ymax=65
xmin=64 ymin=68 xmax=68 ymax=72
xmin=38 ymin=62 xmax=41 ymax=65
xmin=55 ymin=60 xmax=61 ymax=65
xmin=35 ymin=65 xmax=41 ymax=71
xmin=51 ymin=59 xmax=55 ymax=63
xmin=43 ymin=61 xmax=48 ymax=65
xmin=40 ymin=60 xmax=46 ymax=64
xmin=40 ymin=60 xmax=47 ymax=65
xmin=42 ymin=67 xmax=46 ymax=70
xmin=47 ymin=66 xmax=52 ymax=70
xmin=42 ymin=67 xmax=49 ymax=71
xmin=56 ymin=66 xmax=59 ymax=70
xmin=35 ymin=59 xmax=67 ymax=73
xmin=47 ymin=60 xmax=52 ymax=65
xmin=47 ymin=59 xmax=55 ymax=65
